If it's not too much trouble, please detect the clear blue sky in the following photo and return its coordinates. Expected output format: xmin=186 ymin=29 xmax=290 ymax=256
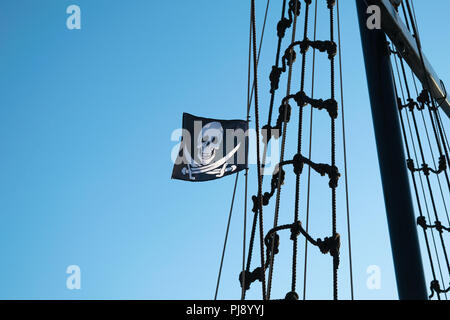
xmin=0 ymin=0 xmax=448 ymax=300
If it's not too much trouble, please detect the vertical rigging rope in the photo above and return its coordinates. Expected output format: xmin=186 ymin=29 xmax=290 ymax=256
xmin=408 ymin=0 xmax=450 ymax=173
xmin=215 ymin=173 xmax=240 ymax=300
xmin=292 ymin=0 xmax=312 ymax=295
xmin=265 ymin=0 xmax=289 ymax=299
xmin=336 ymin=0 xmax=353 ymax=300
xmin=403 ymin=1 xmax=450 ymax=187
xmin=250 ymin=0 xmax=267 ymax=300
xmin=391 ymin=48 xmax=443 ymax=300
xmin=241 ymin=0 xmax=271 ymax=300
xmin=399 ymin=55 xmax=450 ymax=275
xmin=409 ymin=71 xmax=450 ymax=226
xmin=327 ymin=0 xmax=338 ymax=301
xmin=219 ymin=0 xmax=272 ymax=299
xmin=302 ymin=0 xmax=318 ymax=300
xmin=249 ymin=0 xmax=271 ymax=106
xmin=266 ymin=0 xmax=300 ymax=299
xmin=402 ymin=1 xmax=450 ymax=276
xmin=242 ymin=0 xmax=352 ymax=301
xmin=241 ymin=8 xmax=253 ymax=300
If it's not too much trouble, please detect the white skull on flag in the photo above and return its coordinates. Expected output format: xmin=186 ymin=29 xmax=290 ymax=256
xmin=197 ymin=121 xmax=223 ymax=165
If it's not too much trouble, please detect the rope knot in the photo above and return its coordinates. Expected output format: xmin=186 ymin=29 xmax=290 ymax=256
xmin=438 ymin=155 xmax=447 ymax=172
xmin=407 ymin=98 xmax=419 ymax=112
xmin=317 ymin=233 xmax=341 ymax=267
xmin=293 ymin=154 xmax=305 ymax=175
xmin=270 ymin=66 xmax=283 ymax=94
xmin=300 ymin=38 xmax=310 ymax=54
xmin=430 ymin=280 xmax=440 ymax=298
xmin=285 ymin=291 xmax=299 ymax=300
xmin=288 ymin=0 xmax=301 ymax=16
xmin=293 ymin=90 xmax=308 ymax=107
xmin=314 ymin=40 xmax=337 ymax=59
xmin=239 ymin=267 xmax=264 ymax=291
xmin=417 ymin=216 xmax=427 ymax=230
xmin=327 ymin=0 xmax=336 ymax=9
xmin=277 ymin=18 xmax=292 ymax=39
xmin=435 ymin=221 xmax=444 ymax=234
xmin=315 ymin=163 xmax=340 ymax=188
xmin=271 ymin=167 xmax=285 ymax=191
xmin=263 ymin=192 xmax=271 ymax=206
xmin=328 ymin=165 xmax=340 ymax=188
xmin=398 ymin=98 xmax=419 ymax=111
xmin=291 ymin=91 xmax=338 ymax=118
xmin=263 ymin=124 xmax=282 ymax=145
xmin=265 ymin=232 xmax=280 ymax=255
xmin=406 ymin=158 xmax=415 ymax=172
xmin=323 ymin=99 xmax=338 ymax=119
xmin=251 ymin=195 xmax=260 ymax=214
xmin=397 ymin=97 xmax=403 ymax=110
xmin=283 ymin=48 xmax=297 ymax=67
xmin=421 ymin=163 xmax=430 ymax=176
xmin=429 ymin=280 xmax=450 ymax=299
xmin=417 ymin=89 xmax=430 ymax=108
xmin=279 ymin=103 xmax=292 ymax=123
xmin=290 ymin=221 xmax=302 ymax=241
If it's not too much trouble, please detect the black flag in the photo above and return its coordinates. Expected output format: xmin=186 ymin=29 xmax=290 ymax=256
xmin=172 ymin=113 xmax=248 ymax=182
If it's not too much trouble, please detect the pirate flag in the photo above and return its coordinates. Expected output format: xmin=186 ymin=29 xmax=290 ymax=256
xmin=172 ymin=113 xmax=248 ymax=182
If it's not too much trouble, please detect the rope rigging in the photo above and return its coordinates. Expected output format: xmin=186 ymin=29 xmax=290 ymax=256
xmin=279 ymin=154 xmax=340 ymax=189
xmin=250 ymin=0 xmax=268 ymax=300
xmin=198 ymin=0 xmax=448 ymax=302
xmin=405 ymin=1 xmax=450 ymax=175
xmin=386 ymin=0 xmax=450 ymax=299
xmin=404 ymin=0 xmax=450 ymax=271
xmin=429 ymin=280 xmax=450 ymax=299
xmin=390 ymin=47 xmax=448 ymax=300
xmin=241 ymin=0 xmax=349 ymax=301
xmin=235 ymin=0 xmax=449 ymax=301
xmin=241 ymin=0 xmax=271 ymax=301
xmin=393 ymin=50 xmax=450 ymax=299
xmin=402 ymin=1 xmax=450 ymax=186
xmin=414 ymin=79 xmax=450 ymax=227
xmin=302 ymin=0 xmax=319 ymax=300
xmin=214 ymin=172 xmax=240 ymax=300
xmin=241 ymin=0 xmax=301 ymax=299
xmin=397 ymin=58 xmax=450 ymax=270
xmin=336 ymin=0 xmax=354 ymax=300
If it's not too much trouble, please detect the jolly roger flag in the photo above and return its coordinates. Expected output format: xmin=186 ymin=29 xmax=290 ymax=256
xmin=172 ymin=113 xmax=248 ymax=182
